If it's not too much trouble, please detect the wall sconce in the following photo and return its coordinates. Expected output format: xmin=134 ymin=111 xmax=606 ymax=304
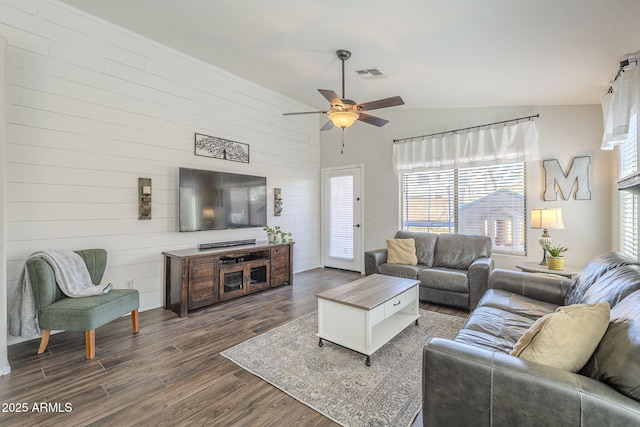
xmin=138 ymin=178 xmax=152 ymax=220
xmin=274 ymin=188 xmax=283 ymax=216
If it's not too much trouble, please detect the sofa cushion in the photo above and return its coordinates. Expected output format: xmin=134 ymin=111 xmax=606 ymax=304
xmin=386 ymin=238 xmax=417 ymax=265
xmin=377 ymin=263 xmax=425 ymax=279
xmin=38 ymin=289 xmax=139 ymax=331
xmin=453 ymin=289 xmax=558 ymax=353
xmin=433 ymin=233 xmax=491 ymax=270
xmin=455 ymin=305 xmax=537 ymax=353
xmin=510 ymin=302 xmax=610 ymax=373
xmin=394 ymin=231 xmax=437 ymax=267
xmin=566 ymin=252 xmax=636 ymax=305
xmin=580 ymin=264 xmax=640 ymax=308
xmin=581 ymin=290 xmax=640 ymax=402
xmin=478 ymin=289 xmax=560 ymax=321
xmin=419 ymin=268 xmax=469 ymax=293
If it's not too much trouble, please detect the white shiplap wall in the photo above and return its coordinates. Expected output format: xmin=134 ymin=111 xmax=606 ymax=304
xmin=1 ymin=0 xmax=321 ymax=346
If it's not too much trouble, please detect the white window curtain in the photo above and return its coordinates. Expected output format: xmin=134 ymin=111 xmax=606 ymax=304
xmin=601 ymin=57 xmax=639 ymax=150
xmin=393 ymin=119 xmax=539 ymax=174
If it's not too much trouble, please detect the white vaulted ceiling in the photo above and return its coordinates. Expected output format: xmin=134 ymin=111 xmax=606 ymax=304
xmin=58 ymin=0 xmax=640 ymax=110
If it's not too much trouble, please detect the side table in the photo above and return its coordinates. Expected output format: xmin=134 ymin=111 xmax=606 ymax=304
xmin=515 ymin=262 xmax=581 ymax=280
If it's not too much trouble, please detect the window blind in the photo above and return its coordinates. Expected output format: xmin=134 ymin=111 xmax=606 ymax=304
xmin=328 ymin=175 xmax=354 ymax=260
xmin=400 ymin=170 xmax=455 ymax=233
xmin=619 ymin=112 xmax=638 ymax=260
xmin=401 ymin=162 xmax=525 ymax=255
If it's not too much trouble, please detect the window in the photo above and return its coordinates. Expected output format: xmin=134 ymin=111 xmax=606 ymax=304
xmin=328 ymin=174 xmax=354 ymax=260
xmin=400 ymin=162 xmax=526 ymax=255
xmin=619 ymin=113 xmax=638 ymax=260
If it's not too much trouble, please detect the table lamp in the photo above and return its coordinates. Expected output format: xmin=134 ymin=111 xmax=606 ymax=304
xmin=530 ymin=208 xmax=565 ymax=265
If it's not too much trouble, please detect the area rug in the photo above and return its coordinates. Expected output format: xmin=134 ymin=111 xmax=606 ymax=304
xmin=221 ymin=310 xmax=466 ymax=427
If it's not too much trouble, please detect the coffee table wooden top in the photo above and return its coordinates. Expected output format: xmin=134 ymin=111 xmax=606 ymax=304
xmin=315 ymin=274 xmax=420 ymax=311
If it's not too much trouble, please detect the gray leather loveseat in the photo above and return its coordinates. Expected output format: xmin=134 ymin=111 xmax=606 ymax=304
xmin=423 ymin=252 xmax=640 ymax=426
xmin=365 ymin=231 xmax=493 ymax=310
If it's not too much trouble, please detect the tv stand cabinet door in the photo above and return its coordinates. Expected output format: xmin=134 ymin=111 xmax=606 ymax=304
xmin=219 ymin=264 xmax=247 ymax=300
xmin=271 ymin=244 xmax=293 ymax=286
xmin=188 ymin=256 xmax=219 ymax=309
xmin=247 ymin=259 xmax=270 ymax=292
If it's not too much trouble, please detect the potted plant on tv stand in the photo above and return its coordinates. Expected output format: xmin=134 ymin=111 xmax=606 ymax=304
xmin=279 ymin=229 xmax=293 ymax=243
xmin=545 ymin=244 xmax=568 ymax=270
xmin=263 ymin=226 xmax=278 ymax=243
xmin=263 ymin=226 xmax=293 ymax=244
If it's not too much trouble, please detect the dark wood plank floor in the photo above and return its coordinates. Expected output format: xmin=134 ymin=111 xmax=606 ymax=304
xmin=0 ymin=268 xmax=468 ymax=426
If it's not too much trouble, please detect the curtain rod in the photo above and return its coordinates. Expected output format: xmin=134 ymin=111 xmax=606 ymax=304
xmin=607 ymin=58 xmax=638 ymax=94
xmin=393 ymin=114 xmax=539 ymax=143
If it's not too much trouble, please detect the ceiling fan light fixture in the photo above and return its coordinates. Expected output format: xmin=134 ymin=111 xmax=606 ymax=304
xmin=282 ymin=49 xmax=403 ymax=129
xmin=328 ymin=110 xmax=359 ymax=129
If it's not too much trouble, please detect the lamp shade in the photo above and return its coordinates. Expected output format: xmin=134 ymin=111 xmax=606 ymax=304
xmin=202 ymin=208 xmax=214 ymax=219
xmin=530 ymin=208 xmax=564 ymax=229
xmin=328 ymin=110 xmax=359 ymax=129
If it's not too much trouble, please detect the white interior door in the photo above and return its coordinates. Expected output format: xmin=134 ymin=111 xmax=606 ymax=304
xmin=322 ymin=166 xmax=363 ymax=272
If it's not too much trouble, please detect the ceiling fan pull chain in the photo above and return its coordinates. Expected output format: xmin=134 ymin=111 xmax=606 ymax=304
xmin=341 ymin=129 xmax=345 ymax=155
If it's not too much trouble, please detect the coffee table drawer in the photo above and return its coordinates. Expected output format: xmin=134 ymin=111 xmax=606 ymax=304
xmin=384 ymin=287 xmax=414 ymax=318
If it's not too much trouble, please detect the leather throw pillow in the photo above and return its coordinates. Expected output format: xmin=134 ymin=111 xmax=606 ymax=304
xmin=581 ymin=290 xmax=640 ymax=402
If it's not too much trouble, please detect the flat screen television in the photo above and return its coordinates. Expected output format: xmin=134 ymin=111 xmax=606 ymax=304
xmin=179 ymin=167 xmax=267 ymax=232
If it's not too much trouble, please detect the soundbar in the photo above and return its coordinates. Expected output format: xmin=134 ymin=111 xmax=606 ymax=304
xmin=198 ymin=239 xmax=256 ymax=250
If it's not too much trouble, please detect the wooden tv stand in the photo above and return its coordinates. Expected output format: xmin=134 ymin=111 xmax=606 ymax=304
xmin=163 ymin=241 xmax=294 ymax=317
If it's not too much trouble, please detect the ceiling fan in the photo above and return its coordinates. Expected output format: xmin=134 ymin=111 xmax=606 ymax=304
xmin=283 ymin=50 xmax=404 ymax=131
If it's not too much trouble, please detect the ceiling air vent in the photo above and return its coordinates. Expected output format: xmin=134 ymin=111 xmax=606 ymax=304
xmin=355 ymin=68 xmax=388 ymax=79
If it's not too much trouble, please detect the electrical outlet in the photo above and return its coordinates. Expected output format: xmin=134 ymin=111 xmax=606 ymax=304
xmin=124 ymin=280 xmax=133 ymax=289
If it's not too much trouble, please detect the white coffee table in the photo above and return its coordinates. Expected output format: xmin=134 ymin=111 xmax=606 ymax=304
xmin=315 ymin=274 xmax=420 ymax=366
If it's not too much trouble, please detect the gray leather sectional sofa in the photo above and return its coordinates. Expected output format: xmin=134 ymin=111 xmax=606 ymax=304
xmin=423 ymin=252 xmax=640 ymax=426
xmin=364 ymin=231 xmax=493 ymax=310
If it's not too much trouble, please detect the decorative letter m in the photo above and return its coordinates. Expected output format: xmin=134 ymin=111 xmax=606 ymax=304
xmin=543 ymin=156 xmax=591 ymax=201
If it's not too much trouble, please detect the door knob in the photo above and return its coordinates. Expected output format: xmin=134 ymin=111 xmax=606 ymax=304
xmin=353 ymin=224 xmax=361 ymax=228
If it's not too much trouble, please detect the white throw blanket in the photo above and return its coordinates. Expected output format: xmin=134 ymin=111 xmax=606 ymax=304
xmin=9 ymin=250 xmax=112 ymax=338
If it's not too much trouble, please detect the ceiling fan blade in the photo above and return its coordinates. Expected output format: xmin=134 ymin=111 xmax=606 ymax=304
xmin=283 ymin=111 xmax=327 ymax=116
xmin=320 ymin=120 xmax=334 ymax=131
xmin=356 ymin=96 xmax=404 ymax=112
xmin=357 ymin=113 xmax=389 ymax=127
xmin=318 ymin=89 xmax=343 ymax=107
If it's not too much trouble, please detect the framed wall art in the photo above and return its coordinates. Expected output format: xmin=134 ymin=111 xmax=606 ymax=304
xmin=194 ymin=133 xmax=250 ymax=163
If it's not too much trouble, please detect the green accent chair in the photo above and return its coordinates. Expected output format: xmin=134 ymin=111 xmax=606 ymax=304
xmin=26 ymin=249 xmax=140 ymax=359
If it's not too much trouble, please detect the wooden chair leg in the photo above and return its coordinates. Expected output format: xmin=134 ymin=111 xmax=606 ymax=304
xmin=85 ymin=330 xmax=95 ymax=360
xmin=131 ymin=309 xmax=139 ymax=333
xmin=37 ymin=330 xmax=50 ymax=355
